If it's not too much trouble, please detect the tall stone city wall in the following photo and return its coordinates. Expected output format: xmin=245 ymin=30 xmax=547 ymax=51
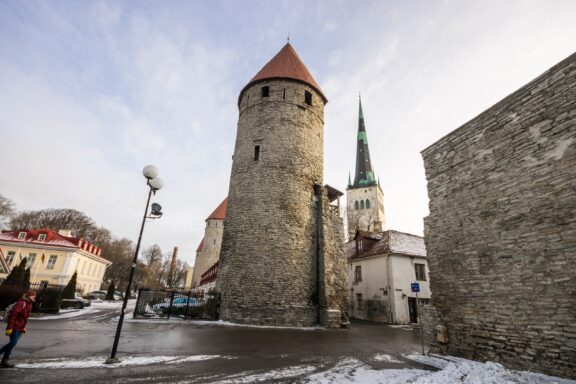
xmin=191 ymin=219 xmax=223 ymax=286
xmin=317 ymin=188 xmax=349 ymax=328
xmin=421 ymin=53 xmax=576 ymax=378
xmin=217 ymin=80 xmax=326 ymax=326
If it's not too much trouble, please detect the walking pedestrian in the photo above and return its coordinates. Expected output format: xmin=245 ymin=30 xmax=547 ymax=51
xmin=0 ymin=290 xmax=36 ymax=368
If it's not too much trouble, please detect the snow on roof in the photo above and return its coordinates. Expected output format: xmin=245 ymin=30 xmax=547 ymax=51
xmin=389 ymin=230 xmax=426 ymax=257
xmin=347 ymin=230 xmax=426 ymax=260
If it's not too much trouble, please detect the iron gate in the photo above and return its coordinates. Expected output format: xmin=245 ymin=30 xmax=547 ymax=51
xmin=133 ymin=288 xmax=219 ymax=320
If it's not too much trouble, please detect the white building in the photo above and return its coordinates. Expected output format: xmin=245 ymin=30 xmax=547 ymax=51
xmin=347 ymin=230 xmax=430 ymax=324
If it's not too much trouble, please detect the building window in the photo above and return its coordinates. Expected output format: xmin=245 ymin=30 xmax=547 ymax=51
xmin=360 ymin=200 xmax=365 ymax=209
xmin=18 ymin=232 xmax=26 ymax=239
xmin=47 ymin=255 xmax=58 ymax=270
xmin=365 ymin=199 xmax=370 ymax=209
xmin=304 ymin=91 xmax=312 ymax=106
xmin=415 ymin=263 xmax=427 ymax=281
xmin=261 ymin=86 xmax=269 ymax=98
xmin=354 ymin=265 xmax=362 ymax=283
xmin=354 ymin=201 xmax=359 ymax=210
xmin=26 ymin=253 xmax=36 ymax=268
xmin=254 ymin=145 xmax=260 ymax=161
xmin=38 ymin=234 xmax=47 ymax=241
xmin=418 ymin=298 xmax=430 ymax=306
xmin=6 ymin=251 xmax=16 ymax=266
xmin=356 ymin=293 xmax=363 ymax=311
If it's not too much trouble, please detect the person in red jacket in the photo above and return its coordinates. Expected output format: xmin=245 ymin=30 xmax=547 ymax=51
xmin=0 ymin=290 xmax=36 ymax=368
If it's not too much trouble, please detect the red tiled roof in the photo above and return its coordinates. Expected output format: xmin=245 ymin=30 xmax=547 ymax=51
xmin=239 ymin=43 xmax=327 ymax=105
xmin=207 ymin=198 xmax=227 ymax=221
xmin=196 ymin=237 xmax=205 ymax=253
xmin=0 ymin=228 xmax=110 ymax=263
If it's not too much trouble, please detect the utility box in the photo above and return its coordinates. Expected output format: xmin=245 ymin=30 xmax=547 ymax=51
xmin=436 ymin=325 xmax=448 ymax=344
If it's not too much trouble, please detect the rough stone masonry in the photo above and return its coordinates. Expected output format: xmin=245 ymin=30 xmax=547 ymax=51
xmin=421 ymin=52 xmax=576 ymax=379
xmin=216 ymin=44 xmax=348 ymax=328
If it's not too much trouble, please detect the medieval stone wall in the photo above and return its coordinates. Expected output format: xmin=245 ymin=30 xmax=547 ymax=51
xmin=191 ymin=219 xmax=224 ymax=286
xmin=421 ymin=53 xmax=576 ymax=378
xmin=216 ymin=79 xmax=326 ymax=326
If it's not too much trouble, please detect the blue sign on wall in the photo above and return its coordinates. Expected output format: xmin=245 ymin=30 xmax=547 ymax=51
xmin=411 ymin=282 xmax=420 ymax=292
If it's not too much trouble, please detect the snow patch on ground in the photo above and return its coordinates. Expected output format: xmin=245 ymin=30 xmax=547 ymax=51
xmin=187 ymin=319 xmax=324 ymax=330
xmin=212 ymin=365 xmax=316 ymax=383
xmin=373 ymin=354 xmax=404 ymax=363
xmin=303 ymin=358 xmax=427 ymax=383
xmin=16 ymin=355 xmax=222 ymax=369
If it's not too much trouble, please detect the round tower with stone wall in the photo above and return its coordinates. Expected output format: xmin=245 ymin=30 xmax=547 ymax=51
xmin=216 ymin=43 xmax=329 ymax=326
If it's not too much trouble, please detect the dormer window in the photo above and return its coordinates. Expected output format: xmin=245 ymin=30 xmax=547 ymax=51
xmin=304 ymin=91 xmax=312 ymax=106
xmin=261 ymin=86 xmax=269 ymax=98
xmin=18 ymin=232 xmax=26 ymax=239
xmin=38 ymin=234 xmax=47 ymax=241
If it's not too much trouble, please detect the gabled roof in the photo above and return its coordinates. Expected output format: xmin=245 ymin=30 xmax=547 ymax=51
xmin=239 ymin=43 xmax=327 ymax=105
xmin=0 ymin=228 xmax=111 ymax=264
xmin=346 ymin=230 xmax=426 ymax=261
xmin=206 ymin=198 xmax=227 ymax=221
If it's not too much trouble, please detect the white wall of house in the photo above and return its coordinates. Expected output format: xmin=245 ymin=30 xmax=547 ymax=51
xmin=348 ymin=253 xmax=431 ymax=324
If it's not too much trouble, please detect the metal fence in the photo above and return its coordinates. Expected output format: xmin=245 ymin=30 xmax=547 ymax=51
xmin=133 ymin=288 xmax=219 ymax=320
xmin=0 ymin=281 xmax=65 ymax=313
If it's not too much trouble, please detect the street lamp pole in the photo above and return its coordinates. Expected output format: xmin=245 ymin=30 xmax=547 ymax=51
xmin=106 ymin=165 xmax=164 ymax=364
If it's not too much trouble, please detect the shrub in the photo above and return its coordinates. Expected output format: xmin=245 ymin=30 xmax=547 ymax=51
xmin=36 ymin=288 xmax=62 ymax=314
xmin=106 ymin=281 xmax=116 ymax=300
xmin=62 ymin=272 xmax=77 ymax=300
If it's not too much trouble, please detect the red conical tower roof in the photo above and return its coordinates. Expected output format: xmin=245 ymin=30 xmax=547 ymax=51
xmin=239 ymin=43 xmax=327 ymax=105
xmin=206 ymin=197 xmax=227 ymax=221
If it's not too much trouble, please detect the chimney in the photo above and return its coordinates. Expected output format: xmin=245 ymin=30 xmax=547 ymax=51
xmin=58 ymin=229 xmax=73 ymax=237
xmin=168 ymin=247 xmax=178 ymax=288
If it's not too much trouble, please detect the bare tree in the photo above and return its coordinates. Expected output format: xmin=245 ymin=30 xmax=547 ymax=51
xmin=0 ymin=194 xmax=15 ymax=229
xmin=10 ymin=208 xmax=98 ymax=239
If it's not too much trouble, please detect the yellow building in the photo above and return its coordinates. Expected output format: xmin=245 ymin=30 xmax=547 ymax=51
xmin=0 ymin=228 xmax=112 ymax=294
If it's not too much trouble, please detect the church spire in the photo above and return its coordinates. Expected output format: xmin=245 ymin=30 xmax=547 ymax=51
xmin=352 ymin=96 xmax=376 ymax=188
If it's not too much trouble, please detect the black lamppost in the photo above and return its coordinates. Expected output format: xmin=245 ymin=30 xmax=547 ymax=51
xmin=106 ymin=165 xmax=164 ymax=364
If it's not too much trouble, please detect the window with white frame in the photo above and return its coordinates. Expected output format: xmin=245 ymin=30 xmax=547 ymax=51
xmin=18 ymin=232 xmax=26 ymax=239
xmin=6 ymin=251 xmax=16 ymax=266
xmin=46 ymin=255 xmax=58 ymax=270
xmin=26 ymin=253 xmax=36 ymax=268
xmin=415 ymin=263 xmax=427 ymax=281
xmin=38 ymin=234 xmax=47 ymax=241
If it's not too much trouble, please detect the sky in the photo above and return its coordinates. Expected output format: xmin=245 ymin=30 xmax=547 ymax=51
xmin=1 ymin=0 xmax=575 ymax=266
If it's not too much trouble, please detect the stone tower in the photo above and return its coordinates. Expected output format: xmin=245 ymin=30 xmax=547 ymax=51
xmin=191 ymin=197 xmax=227 ymax=287
xmin=346 ymin=97 xmax=385 ymax=239
xmin=216 ymin=43 xmax=348 ymax=327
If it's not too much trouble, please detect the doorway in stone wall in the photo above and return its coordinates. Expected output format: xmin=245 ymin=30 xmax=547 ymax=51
xmin=408 ymin=297 xmax=418 ymax=323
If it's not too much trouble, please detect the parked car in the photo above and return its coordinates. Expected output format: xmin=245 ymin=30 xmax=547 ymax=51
xmin=152 ymin=297 xmax=203 ymax=313
xmin=87 ymin=290 xmax=121 ymax=300
xmin=61 ymin=293 xmax=91 ymax=309
xmin=86 ymin=290 xmax=107 ymax=300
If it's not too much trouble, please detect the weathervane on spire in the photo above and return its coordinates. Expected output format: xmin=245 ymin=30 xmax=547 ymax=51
xmin=287 ymin=33 xmax=291 ymax=43
xmin=359 ymin=92 xmax=362 ymax=100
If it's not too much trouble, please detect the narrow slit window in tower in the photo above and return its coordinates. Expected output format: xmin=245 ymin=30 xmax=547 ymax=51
xmin=261 ymin=86 xmax=269 ymax=98
xmin=304 ymin=91 xmax=312 ymax=106
xmin=254 ymin=145 xmax=260 ymax=161
xmin=282 ymin=88 xmax=286 ymax=99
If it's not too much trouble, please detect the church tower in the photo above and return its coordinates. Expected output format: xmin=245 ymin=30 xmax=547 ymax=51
xmin=346 ymin=97 xmax=385 ymax=239
xmin=216 ymin=43 xmax=348 ymax=327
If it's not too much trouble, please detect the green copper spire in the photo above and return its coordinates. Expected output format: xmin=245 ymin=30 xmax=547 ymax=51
xmin=352 ymin=96 xmax=376 ymax=188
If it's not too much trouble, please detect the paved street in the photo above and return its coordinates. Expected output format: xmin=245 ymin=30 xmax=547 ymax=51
xmin=0 ymin=304 xmax=431 ymax=383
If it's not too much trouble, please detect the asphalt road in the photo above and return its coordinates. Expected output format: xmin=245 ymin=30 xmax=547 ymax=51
xmin=0 ymin=305 xmax=432 ymax=383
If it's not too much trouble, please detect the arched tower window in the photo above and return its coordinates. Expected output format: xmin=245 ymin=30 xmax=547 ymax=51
xmin=366 ymin=199 xmax=370 ymax=208
xmin=360 ymin=200 xmax=365 ymax=209
xmin=354 ymin=201 xmax=359 ymax=210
